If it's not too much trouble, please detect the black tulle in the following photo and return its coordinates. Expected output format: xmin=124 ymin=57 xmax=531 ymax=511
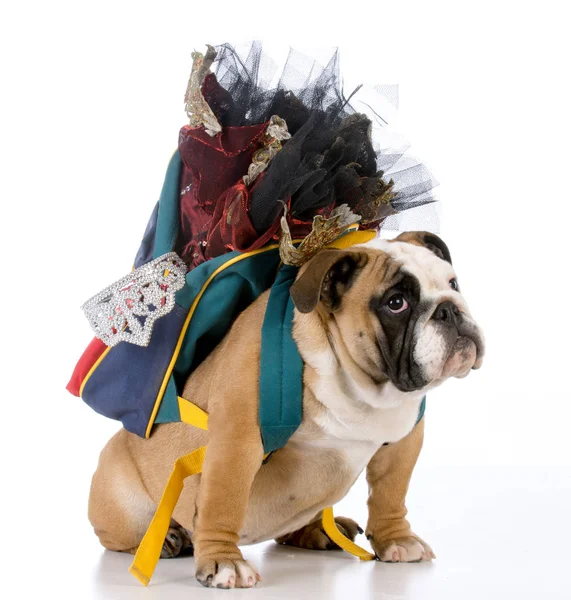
xmin=203 ymin=42 xmax=439 ymax=234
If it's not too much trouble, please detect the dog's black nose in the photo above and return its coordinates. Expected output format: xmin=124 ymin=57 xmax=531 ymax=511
xmin=432 ymin=301 xmax=460 ymax=325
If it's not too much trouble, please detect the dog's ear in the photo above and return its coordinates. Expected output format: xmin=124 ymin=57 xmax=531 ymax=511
xmin=290 ymin=249 xmax=369 ymax=314
xmin=393 ymin=231 xmax=452 ymax=264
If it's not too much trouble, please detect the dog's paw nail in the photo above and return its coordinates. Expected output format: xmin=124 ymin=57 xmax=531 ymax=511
xmin=256 ymin=573 xmax=262 ymax=582
xmin=357 ymin=525 xmax=364 ymax=534
xmin=247 ymin=576 xmax=254 ymax=586
xmin=392 ymin=550 xmax=399 ymax=562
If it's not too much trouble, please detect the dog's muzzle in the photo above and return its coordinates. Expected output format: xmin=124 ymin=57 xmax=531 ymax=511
xmin=431 ymin=300 xmax=485 ymax=370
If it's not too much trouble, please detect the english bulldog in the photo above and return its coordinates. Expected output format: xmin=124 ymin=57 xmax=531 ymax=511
xmin=89 ymin=231 xmax=484 ymax=589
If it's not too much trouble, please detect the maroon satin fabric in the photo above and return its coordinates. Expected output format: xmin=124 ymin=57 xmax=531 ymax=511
xmin=176 ymin=123 xmax=267 ymax=268
xmin=175 ymin=121 xmax=348 ymax=269
xmin=175 ymin=71 xmax=386 ymax=270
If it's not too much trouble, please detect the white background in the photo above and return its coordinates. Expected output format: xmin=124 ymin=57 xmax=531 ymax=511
xmin=1 ymin=1 xmax=570 ymax=598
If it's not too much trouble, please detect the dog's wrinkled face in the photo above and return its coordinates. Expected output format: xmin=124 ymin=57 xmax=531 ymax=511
xmin=291 ymin=232 xmax=484 ymax=393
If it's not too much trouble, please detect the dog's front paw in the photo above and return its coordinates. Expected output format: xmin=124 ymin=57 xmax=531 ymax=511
xmin=195 ymin=557 xmax=261 ymax=589
xmin=370 ymin=534 xmax=435 ymax=563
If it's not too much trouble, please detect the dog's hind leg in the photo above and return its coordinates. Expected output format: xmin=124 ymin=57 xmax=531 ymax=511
xmin=88 ymin=429 xmax=160 ymax=555
xmin=275 ymin=514 xmax=363 ymax=550
xmin=161 ymin=525 xmax=194 ymax=558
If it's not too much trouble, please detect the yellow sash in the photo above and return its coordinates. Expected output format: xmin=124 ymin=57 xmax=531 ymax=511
xmin=130 ymin=398 xmax=374 ymax=586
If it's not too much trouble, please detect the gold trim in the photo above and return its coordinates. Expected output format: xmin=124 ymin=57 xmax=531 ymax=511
xmin=79 ymin=346 xmax=111 ymax=398
xmin=144 ymin=243 xmax=283 ymax=438
xmin=79 ymin=229 xmax=376 ymax=437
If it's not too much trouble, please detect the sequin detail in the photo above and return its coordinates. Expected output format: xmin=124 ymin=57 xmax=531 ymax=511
xmin=81 ymin=253 xmax=188 ymax=347
xmin=279 ymin=204 xmax=361 ymax=266
xmin=243 ymin=115 xmax=291 ymax=186
xmin=184 ymin=45 xmax=222 ymax=137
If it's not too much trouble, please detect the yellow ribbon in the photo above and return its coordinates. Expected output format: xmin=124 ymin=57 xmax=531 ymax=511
xmin=131 ymin=230 xmax=378 ymax=584
xmin=130 ymin=399 xmax=375 ymax=585
xmin=321 ymin=507 xmax=375 ymax=561
xmin=129 ymin=446 xmax=207 ymax=586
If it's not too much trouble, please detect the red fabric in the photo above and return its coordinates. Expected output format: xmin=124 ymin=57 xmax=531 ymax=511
xmin=66 ymin=337 xmax=108 ymax=396
xmin=206 ymin=183 xmax=255 ymax=257
xmin=178 ymin=123 xmax=266 ymax=211
xmin=205 ymin=182 xmax=283 ymax=259
xmin=177 ymin=122 xmax=267 ymax=268
xmin=201 ymin=73 xmax=234 ymax=125
xmin=176 ymin=94 xmax=338 ymax=268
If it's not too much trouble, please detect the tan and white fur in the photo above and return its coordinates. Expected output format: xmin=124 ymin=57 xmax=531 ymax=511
xmin=89 ymin=231 xmax=484 ymax=589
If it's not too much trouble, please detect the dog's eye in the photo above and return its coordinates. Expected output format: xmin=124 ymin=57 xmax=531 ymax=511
xmin=387 ymin=294 xmax=409 ymax=314
xmin=449 ymin=278 xmax=459 ymax=291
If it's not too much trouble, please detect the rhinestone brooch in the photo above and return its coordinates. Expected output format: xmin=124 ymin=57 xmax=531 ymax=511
xmin=81 ymin=252 xmax=188 ymax=347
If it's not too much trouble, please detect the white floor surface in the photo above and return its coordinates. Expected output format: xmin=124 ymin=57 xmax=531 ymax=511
xmin=19 ymin=466 xmax=570 ymax=599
